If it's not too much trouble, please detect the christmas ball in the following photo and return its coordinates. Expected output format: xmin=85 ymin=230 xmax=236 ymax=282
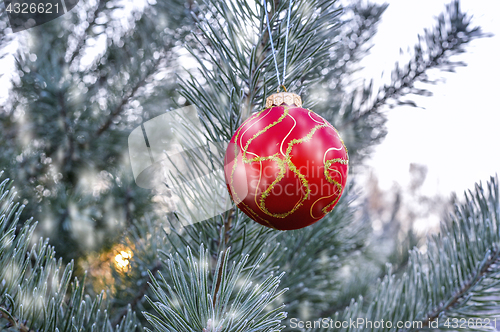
xmin=224 ymin=92 xmax=348 ymax=230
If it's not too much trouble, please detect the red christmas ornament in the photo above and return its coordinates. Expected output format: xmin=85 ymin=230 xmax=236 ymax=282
xmin=224 ymin=92 xmax=348 ymax=230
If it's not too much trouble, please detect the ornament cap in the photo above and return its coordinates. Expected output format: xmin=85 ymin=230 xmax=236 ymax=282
xmin=266 ymin=92 xmax=302 ymax=108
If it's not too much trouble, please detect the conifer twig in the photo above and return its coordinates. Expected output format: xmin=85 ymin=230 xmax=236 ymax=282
xmin=1 ymin=305 xmax=35 ymax=332
xmin=111 ymin=261 xmax=161 ymax=327
xmin=212 ymin=247 xmax=228 ymax=307
xmin=410 ymin=251 xmax=500 ymax=331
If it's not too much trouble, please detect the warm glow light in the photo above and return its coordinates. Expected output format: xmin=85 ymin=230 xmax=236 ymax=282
xmin=114 ymin=249 xmax=133 ymax=271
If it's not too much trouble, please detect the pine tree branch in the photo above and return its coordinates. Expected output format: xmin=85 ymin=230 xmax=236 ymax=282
xmin=342 ymin=0 xmax=488 ymax=129
xmin=68 ymin=0 xmax=109 ymax=66
xmin=58 ymin=90 xmax=75 ymax=179
xmin=212 ymin=248 xmax=228 ymax=308
xmin=1 ymin=306 xmax=21 ymax=330
xmin=411 ymin=251 xmax=500 ymax=331
xmin=224 ymin=209 xmax=234 ymax=246
xmin=112 ymin=261 xmax=162 ymax=327
xmin=90 ymin=47 xmax=173 ymax=142
xmin=174 ymin=1 xmax=351 ymax=321
xmin=329 ymin=176 xmax=500 ymax=332
xmin=240 ymin=0 xmax=283 ymax=120
xmin=343 ymin=35 xmax=448 ymax=127
xmin=0 ymin=172 xmax=140 ymax=332
xmin=0 ymin=305 xmax=35 ymax=332
xmin=93 ymin=75 xmax=147 ymax=139
xmin=124 ymin=186 xmax=132 ymax=225
xmin=144 ymin=245 xmax=287 ymax=332
xmin=211 ymin=211 xmax=234 ymax=307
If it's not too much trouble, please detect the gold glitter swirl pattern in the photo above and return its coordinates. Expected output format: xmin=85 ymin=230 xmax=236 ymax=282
xmin=229 ymin=110 xmax=270 ymax=203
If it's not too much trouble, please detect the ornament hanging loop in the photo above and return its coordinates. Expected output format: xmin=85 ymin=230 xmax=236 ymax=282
xmin=277 ymin=84 xmax=288 ymax=93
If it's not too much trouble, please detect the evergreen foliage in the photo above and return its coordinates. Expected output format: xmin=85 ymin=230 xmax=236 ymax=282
xmin=0 ymin=0 xmax=495 ymax=331
xmin=319 ymin=176 xmax=500 ymax=332
xmin=0 ymin=172 xmax=139 ymax=331
xmin=1 ymin=0 xmax=196 ymax=262
xmin=145 ymin=245 xmax=287 ymax=332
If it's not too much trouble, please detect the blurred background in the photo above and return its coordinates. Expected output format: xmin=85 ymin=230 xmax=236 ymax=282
xmin=354 ymin=0 xmax=500 ymax=236
xmin=0 ymin=0 xmax=498 ymax=295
